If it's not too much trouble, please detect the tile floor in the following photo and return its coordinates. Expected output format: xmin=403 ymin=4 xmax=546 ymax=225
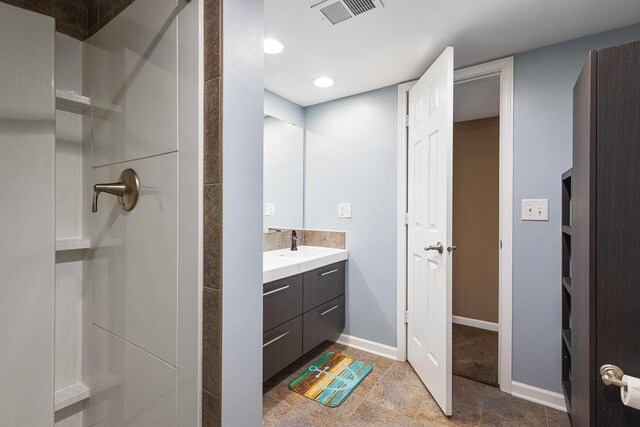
xmin=453 ymin=324 xmax=499 ymax=387
xmin=263 ymin=341 xmax=570 ymax=426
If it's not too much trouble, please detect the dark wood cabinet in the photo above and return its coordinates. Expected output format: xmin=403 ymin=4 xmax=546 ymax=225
xmin=263 ymin=316 xmax=303 ymax=382
xmin=303 ymin=261 xmax=345 ymax=312
xmin=569 ymin=40 xmax=640 ymax=426
xmin=263 ymin=261 xmax=346 ymax=381
xmin=561 ymin=167 xmax=573 ymax=414
xmin=263 ymin=274 xmax=303 ymax=332
xmin=302 ymin=295 xmax=345 ymax=354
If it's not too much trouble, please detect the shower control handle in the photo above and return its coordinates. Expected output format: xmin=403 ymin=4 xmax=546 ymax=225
xmin=92 ymin=168 xmax=140 ymax=213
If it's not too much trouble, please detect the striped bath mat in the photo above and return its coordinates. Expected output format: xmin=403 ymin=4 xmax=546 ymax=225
xmin=288 ymin=352 xmax=373 ymax=407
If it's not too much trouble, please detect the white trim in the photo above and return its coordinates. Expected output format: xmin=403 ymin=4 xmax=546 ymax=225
xmin=336 ymin=333 xmax=399 ymax=361
xmin=396 ymin=81 xmax=415 ymax=363
xmin=396 ymin=57 xmax=514 ymax=395
xmin=452 ymin=315 xmax=499 ymax=332
xmin=511 ymin=381 xmax=567 ymax=412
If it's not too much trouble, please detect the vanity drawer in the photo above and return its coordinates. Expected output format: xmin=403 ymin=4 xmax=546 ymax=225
xmin=303 ymin=261 xmax=346 ymax=311
xmin=263 ymin=274 xmax=303 ymax=332
xmin=302 ymin=295 xmax=345 ymax=354
xmin=263 ymin=316 xmax=303 ymax=382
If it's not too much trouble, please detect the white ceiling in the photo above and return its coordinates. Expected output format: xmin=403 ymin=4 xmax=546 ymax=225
xmin=265 ymin=0 xmax=640 ymax=107
xmin=454 ymin=76 xmax=500 ymax=123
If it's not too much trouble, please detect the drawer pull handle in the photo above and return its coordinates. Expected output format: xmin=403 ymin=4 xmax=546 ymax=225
xmin=263 ymin=331 xmax=289 ymax=348
xmin=318 ymin=305 xmax=339 ymax=316
xmin=263 ymin=285 xmax=290 ymax=297
xmin=320 ymin=269 xmax=339 ymax=277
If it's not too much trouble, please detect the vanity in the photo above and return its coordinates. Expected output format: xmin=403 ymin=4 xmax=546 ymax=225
xmin=261 ymin=114 xmax=349 ymax=381
xmin=263 ymin=246 xmax=348 ymax=381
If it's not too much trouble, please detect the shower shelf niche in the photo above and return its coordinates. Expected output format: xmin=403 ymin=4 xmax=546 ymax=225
xmin=54 ymin=33 xmax=92 ymax=425
xmin=55 ymin=89 xmax=122 ymax=114
xmin=56 ymin=89 xmax=90 ymax=112
xmin=54 ymin=381 xmax=90 ymax=412
xmin=56 ymin=237 xmax=91 ymax=252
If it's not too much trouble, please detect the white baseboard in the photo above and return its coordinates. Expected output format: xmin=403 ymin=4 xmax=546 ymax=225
xmin=336 ymin=333 xmax=398 ymax=361
xmin=452 ymin=315 xmax=499 ymax=332
xmin=511 ymin=381 xmax=567 ymax=412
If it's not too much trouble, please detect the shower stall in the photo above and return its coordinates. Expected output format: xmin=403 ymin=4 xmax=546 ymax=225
xmin=0 ymin=1 xmax=202 ymax=425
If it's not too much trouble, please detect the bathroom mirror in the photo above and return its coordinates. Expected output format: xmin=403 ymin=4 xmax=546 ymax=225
xmin=263 ymin=115 xmax=304 ymax=232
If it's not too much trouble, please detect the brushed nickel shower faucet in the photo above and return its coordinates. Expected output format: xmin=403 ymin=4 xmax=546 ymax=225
xmin=92 ymin=168 xmax=140 ymax=213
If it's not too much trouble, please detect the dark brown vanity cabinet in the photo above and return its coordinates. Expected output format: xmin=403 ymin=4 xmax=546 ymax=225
xmin=263 ymin=261 xmax=346 ymax=382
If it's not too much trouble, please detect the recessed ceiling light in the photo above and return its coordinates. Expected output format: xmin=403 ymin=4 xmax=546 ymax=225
xmin=264 ymin=38 xmax=284 ymax=54
xmin=313 ymin=77 xmax=334 ymax=88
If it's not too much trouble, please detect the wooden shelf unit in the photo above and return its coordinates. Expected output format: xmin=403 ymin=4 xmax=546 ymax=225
xmin=561 ymin=168 xmax=573 ymax=413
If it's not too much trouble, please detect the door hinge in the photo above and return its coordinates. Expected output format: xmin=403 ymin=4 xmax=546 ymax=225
xmin=404 ymin=115 xmax=410 ymax=128
xmin=500 ymin=239 xmax=503 ymax=249
xmin=404 ymin=212 xmax=409 ymax=225
xmin=404 ymin=311 xmax=409 ymax=323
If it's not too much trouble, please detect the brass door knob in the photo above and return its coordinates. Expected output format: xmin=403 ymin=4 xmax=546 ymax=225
xmin=92 ymin=168 xmax=140 ymax=213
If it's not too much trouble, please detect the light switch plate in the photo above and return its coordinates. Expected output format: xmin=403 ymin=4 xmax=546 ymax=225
xmin=265 ymin=203 xmax=275 ymax=217
xmin=338 ymin=203 xmax=351 ymax=219
xmin=521 ymin=199 xmax=549 ymax=221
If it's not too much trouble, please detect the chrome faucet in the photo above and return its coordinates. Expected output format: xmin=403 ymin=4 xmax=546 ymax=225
xmin=291 ymin=230 xmax=298 ymax=251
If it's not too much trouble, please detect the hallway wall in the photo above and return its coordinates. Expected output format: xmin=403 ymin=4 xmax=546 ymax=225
xmin=453 ymin=117 xmax=500 ymax=324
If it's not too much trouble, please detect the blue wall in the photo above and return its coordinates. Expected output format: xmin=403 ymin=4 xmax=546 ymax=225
xmin=512 ymin=24 xmax=640 ymax=393
xmin=221 ymin=0 xmax=263 ymax=424
xmin=304 ymin=86 xmax=399 ymax=347
xmin=264 ymin=89 xmax=305 ymax=127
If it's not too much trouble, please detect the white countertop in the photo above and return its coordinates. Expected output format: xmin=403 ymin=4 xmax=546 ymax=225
xmin=263 ymin=246 xmax=349 ymax=284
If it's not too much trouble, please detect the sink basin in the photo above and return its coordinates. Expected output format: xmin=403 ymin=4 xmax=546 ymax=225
xmin=273 ymin=248 xmax=325 ymax=259
xmin=263 ymin=246 xmax=349 ymax=283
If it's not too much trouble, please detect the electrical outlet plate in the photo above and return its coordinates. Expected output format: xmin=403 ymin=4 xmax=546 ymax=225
xmin=265 ymin=203 xmax=275 ymax=217
xmin=521 ymin=199 xmax=549 ymax=221
xmin=338 ymin=203 xmax=351 ymax=219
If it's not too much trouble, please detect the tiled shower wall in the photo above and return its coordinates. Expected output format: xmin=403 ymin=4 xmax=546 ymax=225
xmin=202 ymin=0 xmax=222 ymax=425
xmin=1 ymin=0 xmax=136 ymax=40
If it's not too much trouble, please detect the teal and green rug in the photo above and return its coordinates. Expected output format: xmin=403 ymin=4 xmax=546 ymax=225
xmin=288 ymin=352 xmax=373 ymax=407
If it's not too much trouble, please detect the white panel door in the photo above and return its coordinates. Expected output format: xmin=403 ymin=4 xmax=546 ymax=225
xmin=407 ymin=47 xmax=454 ymax=415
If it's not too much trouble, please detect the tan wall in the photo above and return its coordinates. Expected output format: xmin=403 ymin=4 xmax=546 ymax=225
xmin=453 ymin=117 xmax=499 ymax=323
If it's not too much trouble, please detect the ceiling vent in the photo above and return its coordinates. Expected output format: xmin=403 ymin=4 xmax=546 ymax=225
xmin=312 ymin=0 xmax=385 ymax=25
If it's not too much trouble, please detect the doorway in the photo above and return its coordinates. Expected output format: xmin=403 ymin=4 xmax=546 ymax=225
xmin=452 ymin=86 xmax=500 ymax=387
xmin=396 ymin=57 xmax=514 ymax=400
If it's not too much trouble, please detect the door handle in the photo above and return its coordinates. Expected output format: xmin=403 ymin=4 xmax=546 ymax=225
xmin=92 ymin=168 xmax=140 ymax=213
xmin=320 ymin=269 xmax=338 ymax=277
xmin=318 ymin=305 xmax=339 ymax=316
xmin=263 ymin=331 xmax=290 ymax=348
xmin=601 ymin=364 xmax=628 ymax=388
xmin=425 ymin=242 xmax=444 ymax=254
xmin=262 ymin=285 xmax=290 ymax=297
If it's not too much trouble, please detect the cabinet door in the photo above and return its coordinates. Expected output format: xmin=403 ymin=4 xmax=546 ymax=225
xmin=263 ymin=316 xmax=303 ymax=382
xmin=303 ymin=295 xmax=345 ymax=354
xmin=595 ymin=40 xmax=640 ymax=426
xmin=263 ymin=274 xmax=303 ymax=332
xmin=303 ymin=262 xmax=345 ymax=311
